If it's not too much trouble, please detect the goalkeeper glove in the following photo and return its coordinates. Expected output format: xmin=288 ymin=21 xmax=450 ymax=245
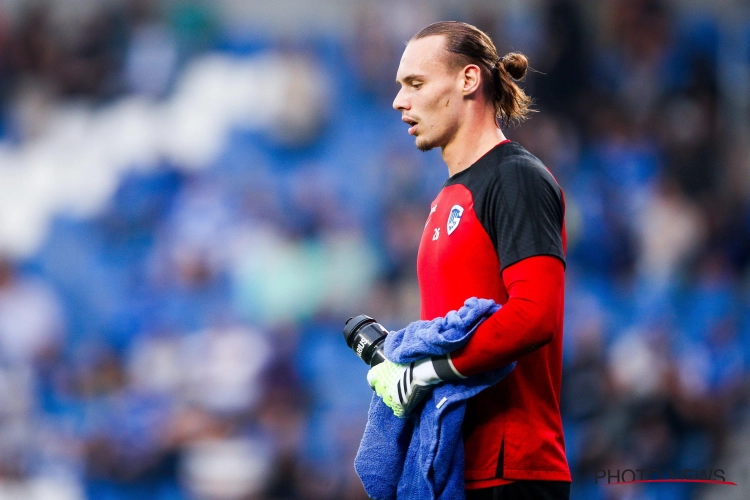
xmin=367 ymin=355 xmax=463 ymax=418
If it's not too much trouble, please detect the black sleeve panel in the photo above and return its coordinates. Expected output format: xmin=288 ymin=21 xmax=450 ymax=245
xmin=474 ymin=154 xmax=566 ymax=272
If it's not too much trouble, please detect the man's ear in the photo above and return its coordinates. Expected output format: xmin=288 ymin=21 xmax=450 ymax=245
xmin=461 ymin=64 xmax=482 ymax=96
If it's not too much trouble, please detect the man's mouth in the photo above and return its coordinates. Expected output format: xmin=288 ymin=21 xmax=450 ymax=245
xmin=403 ymin=117 xmax=418 ymax=135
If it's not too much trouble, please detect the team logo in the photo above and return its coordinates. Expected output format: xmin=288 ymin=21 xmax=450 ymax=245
xmin=447 ymin=205 xmax=464 ymax=235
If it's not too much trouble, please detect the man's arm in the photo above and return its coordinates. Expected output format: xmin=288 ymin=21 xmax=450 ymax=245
xmin=448 ymin=254 xmax=564 ymax=377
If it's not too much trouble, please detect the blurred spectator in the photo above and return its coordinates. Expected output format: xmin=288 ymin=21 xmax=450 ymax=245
xmin=0 ymin=258 xmax=64 ymax=363
xmin=595 ymin=0 xmax=675 ymax=125
xmin=532 ymin=0 xmax=593 ymax=120
xmin=124 ymin=8 xmax=177 ymax=98
xmin=636 ymin=178 xmax=707 ymax=286
xmin=181 ymin=325 xmax=270 ymax=413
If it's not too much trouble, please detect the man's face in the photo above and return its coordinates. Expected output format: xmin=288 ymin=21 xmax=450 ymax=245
xmin=393 ymin=36 xmax=463 ymax=152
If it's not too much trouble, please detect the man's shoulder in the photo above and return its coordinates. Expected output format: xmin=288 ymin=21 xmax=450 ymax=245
xmin=487 ymin=141 xmax=553 ymax=181
xmin=451 ymin=141 xmax=557 ymax=193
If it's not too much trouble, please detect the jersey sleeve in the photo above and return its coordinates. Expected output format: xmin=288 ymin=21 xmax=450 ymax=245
xmin=478 ymin=160 xmax=566 ymax=271
xmin=449 ymin=255 xmax=565 ymax=376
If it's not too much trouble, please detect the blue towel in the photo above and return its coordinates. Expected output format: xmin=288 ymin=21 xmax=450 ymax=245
xmin=354 ymin=297 xmax=516 ymax=500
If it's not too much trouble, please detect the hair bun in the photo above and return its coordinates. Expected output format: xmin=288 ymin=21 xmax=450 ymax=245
xmin=501 ymin=52 xmax=528 ymax=80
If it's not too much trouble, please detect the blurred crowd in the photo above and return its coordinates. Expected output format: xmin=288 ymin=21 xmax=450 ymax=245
xmin=0 ymin=0 xmax=750 ymax=499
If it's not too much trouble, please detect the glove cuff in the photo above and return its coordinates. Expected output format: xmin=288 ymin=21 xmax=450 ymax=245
xmin=432 ymin=353 xmax=466 ymax=381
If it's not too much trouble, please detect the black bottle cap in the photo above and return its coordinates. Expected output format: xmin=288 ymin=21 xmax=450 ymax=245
xmin=343 ymin=314 xmax=376 ymax=347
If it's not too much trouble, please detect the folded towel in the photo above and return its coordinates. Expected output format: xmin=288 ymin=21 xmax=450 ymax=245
xmin=354 ymin=297 xmax=515 ymax=500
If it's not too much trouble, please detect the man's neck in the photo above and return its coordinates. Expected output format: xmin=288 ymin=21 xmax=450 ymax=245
xmin=441 ymin=116 xmax=507 ymax=177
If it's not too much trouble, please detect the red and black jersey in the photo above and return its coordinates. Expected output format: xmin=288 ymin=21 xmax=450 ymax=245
xmin=417 ymin=140 xmax=571 ymax=488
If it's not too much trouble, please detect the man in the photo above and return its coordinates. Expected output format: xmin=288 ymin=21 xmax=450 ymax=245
xmin=367 ymin=21 xmax=571 ymax=499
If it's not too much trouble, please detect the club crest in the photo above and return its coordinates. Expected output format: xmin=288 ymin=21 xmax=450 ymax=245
xmin=447 ymin=205 xmax=464 ymax=235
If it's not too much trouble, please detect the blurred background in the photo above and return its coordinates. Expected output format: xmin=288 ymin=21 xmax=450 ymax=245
xmin=0 ymin=0 xmax=749 ymax=498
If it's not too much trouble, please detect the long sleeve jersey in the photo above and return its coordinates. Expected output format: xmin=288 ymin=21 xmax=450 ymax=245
xmin=417 ymin=140 xmax=571 ymax=489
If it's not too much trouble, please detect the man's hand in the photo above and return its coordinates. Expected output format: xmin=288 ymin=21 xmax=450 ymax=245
xmin=367 ymin=358 xmax=446 ymax=418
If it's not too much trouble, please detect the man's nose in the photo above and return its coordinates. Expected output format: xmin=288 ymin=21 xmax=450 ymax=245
xmin=393 ymin=88 xmax=409 ymax=111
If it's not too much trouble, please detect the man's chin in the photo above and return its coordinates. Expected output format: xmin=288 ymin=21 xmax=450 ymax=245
xmin=415 ymin=137 xmax=434 ymax=152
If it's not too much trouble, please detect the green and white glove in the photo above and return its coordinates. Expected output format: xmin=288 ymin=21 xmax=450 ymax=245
xmin=367 ymin=355 xmax=464 ymax=418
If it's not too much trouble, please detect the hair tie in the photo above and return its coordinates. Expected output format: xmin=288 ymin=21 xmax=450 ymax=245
xmin=495 ymin=58 xmax=507 ymax=76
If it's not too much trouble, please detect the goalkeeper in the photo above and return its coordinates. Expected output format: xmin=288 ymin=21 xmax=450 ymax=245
xmin=368 ymin=21 xmax=571 ymax=499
